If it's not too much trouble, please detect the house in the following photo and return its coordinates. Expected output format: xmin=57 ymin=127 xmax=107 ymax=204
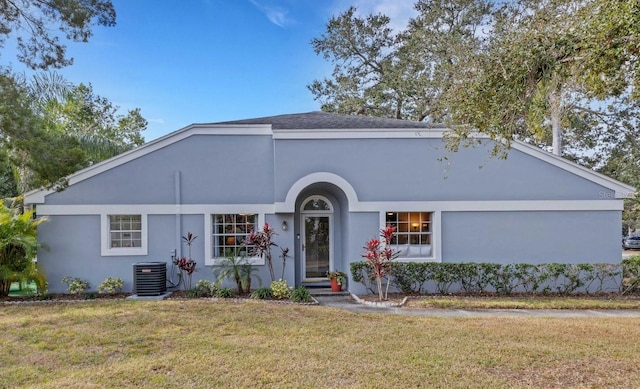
xmin=24 ymin=112 xmax=635 ymax=294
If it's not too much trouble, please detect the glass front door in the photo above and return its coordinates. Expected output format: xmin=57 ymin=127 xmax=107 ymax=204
xmin=302 ymin=215 xmax=331 ymax=280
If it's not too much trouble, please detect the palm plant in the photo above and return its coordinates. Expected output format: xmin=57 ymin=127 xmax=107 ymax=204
xmin=213 ymin=249 xmax=260 ymax=295
xmin=0 ymin=202 xmax=48 ymax=296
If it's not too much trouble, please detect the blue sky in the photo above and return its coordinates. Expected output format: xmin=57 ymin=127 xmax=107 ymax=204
xmin=3 ymin=0 xmax=418 ymax=141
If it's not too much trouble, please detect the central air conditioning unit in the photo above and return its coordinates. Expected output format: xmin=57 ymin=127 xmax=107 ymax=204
xmin=133 ymin=262 xmax=167 ymax=296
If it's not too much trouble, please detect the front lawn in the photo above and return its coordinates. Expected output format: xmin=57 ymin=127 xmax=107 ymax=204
xmin=1 ymin=300 xmax=640 ymax=388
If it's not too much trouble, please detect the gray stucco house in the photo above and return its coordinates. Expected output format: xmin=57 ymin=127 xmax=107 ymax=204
xmin=25 ymin=112 xmax=635 ymax=294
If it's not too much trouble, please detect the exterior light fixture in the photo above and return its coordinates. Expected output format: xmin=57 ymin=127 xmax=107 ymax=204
xmin=282 ymin=221 xmax=288 ymax=231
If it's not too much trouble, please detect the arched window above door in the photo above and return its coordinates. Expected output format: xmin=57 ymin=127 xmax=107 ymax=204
xmin=301 ymin=195 xmax=333 ymax=213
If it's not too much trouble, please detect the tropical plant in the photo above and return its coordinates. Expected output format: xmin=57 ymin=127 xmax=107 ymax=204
xmin=243 ymin=223 xmax=278 ymax=281
xmin=213 ymin=250 xmax=260 ymax=294
xmin=279 ymin=246 xmax=290 ymax=280
xmin=173 ymin=232 xmax=197 ymax=291
xmin=61 ymin=276 xmax=89 ymax=295
xmin=326 ymin=270 xmax=347 ymax=285
xmin=194 ymin=279 xmax=218 ymax=297
xmin=270 ymin=279 xmax=291 ymax=300
xmin=362 ymin=226 xmax=400 ymax=301
xmin=290 ymin=286 xmax=312 ymax=303
xmin=0 ymin=202 xmax=47 ymax=296
xmin=97 ymin=277 xmax=124 ymax=294
xmin=215 ymin=287 xmax=234 ymax=298
xmin=250 ymin=287 xmax=273 ymax=300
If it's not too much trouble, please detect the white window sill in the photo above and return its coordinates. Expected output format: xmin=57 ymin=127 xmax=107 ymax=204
xmin=395 ymin=257 xmax=440 ymax=263
xmin=102 ymin=247 xmax=148 ymax=257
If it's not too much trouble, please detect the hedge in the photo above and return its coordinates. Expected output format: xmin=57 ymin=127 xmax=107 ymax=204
xmin=350 ymin=256 xmax=640 ymax=295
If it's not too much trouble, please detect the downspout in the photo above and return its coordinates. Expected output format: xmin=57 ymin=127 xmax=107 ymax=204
xmin=174 ymin=170 xmax=182 ymax=258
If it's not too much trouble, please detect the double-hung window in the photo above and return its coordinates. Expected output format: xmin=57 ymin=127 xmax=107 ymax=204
xmin=101 ymin=214 xmax=148 ymax=256
xmin=385 ymin=211 xmax=433 ymax=258
xmin=211 ymin=213 xmax=258 ymax=258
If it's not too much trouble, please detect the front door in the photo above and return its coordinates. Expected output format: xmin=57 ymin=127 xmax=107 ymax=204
xmin=300 ymin=196 xmax=333 ymax=281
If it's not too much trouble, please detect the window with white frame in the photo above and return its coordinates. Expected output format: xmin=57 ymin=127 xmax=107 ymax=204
xmin=101 ymin=214 xmax=147 ymax=256
xmin=385 ymin=212 xmax=433 ymax=258
xmin=212 ymin=214 xmax=257 ymax=258
xmin=109 ymin=215 xmax=142 ymax=248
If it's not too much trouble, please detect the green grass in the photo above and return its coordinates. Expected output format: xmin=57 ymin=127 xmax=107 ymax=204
xmin=1 ymin=300 xmax=640 ymax=388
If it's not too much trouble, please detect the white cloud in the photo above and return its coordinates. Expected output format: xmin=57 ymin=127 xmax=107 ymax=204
xmin=330 ymin=0 xmax=418 ymax=32
xmin=250 ymin=0 xmax=292 ymax=28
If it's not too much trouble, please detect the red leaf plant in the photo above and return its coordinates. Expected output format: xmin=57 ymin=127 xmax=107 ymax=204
xmin=173 ymin=232 xmax=197 ymax=290
xmin=362 ymin=225 xmax=400 ymax=301
xmin=243 ymin=223 xmax=287 ymax=282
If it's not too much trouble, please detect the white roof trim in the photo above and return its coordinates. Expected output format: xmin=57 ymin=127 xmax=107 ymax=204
xmin=24 ymin=122 xmax=636 ymax=204
xmin=35 ymin=199 xmax=623 ymax=216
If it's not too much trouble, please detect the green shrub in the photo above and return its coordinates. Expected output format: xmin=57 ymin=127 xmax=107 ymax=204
xmin=290 ymin=286 xmax=312 ymax=303
xmin=250 ymin=287 xmax=273 ymax=300
xmin=61 ymin=276 xmax=89 ymax=295
xmin=215 ymin=287 xmax=234 ymax=298
xmin=622 ymin=255 xmax=640 ymax=294
xmin=351 ymin=261 xmax=624 ymax=296
xmin=185 ymin=289 xmax=199 ymax=298
xmin=390 ymin=262 xmax=433 ymax=294
xmin=350 ymin=261 xmax=378 ymax=294
xmin=270 ymin=279 xmax=291 ymax=299
xmin=97 ymin=277 xmax=124 ymax=294
xmin=194 ymin=279 xmax=218 ymax=297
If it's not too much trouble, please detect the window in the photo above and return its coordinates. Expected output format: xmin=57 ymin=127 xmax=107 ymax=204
xmin=109 ymin=215 xmax=142 ymax=248
xmin=101 ymin=214 xmax=147 ymax=256
xmin=385 ymin=212 xmax=432 ymax=258
xmin=212 ymin=214 xmax=257 ymax=258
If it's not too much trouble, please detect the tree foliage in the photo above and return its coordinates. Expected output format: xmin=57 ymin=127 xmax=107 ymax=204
xmin=309 ymin=1 xmax=492 ymax=122
xmin=0 ymin=71 xmax=86 ymax=192
xmin=0 ymin=201 xmax=47 ymax=296
xmin=0 ymin=71 xmax=147 ymax=193
xmin=311 ymin=0 xmax=639 ymax=225
xmin=0 ymin=0 xmax=116 ymax=69
xmin=0 ymin=0 xmax=123 ymax=193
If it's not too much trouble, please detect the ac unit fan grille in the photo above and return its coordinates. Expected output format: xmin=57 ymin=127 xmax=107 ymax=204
xmin=133 ymin=262 xmax=167 ymax=296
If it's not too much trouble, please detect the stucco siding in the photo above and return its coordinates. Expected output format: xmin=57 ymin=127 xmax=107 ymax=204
xmin=441 ymin=210 xmax=621 ymax=264
xmin=345 ymin=212 xmax=380 ymax=295
xmin=43 ymin=135 xmax=275 ymax=205
xmin=274 ymin=138 xmax=614 ymax=202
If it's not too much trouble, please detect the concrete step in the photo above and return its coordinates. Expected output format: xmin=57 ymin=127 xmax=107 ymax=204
xmin=306 ymin=287 xmax=350 ymax=296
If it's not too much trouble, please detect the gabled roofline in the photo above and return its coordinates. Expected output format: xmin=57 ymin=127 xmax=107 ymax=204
xmin=510 ymin=140 xmax=636 ymax=199
xmin=24 ymin=123 xmax=272 ymax=204
xmin=24 ymin=121 xmax=636 ymax=204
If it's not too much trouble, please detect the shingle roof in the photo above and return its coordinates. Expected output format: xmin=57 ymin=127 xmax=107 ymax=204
xmin=211 ymin=111 xmax=445 ymax=130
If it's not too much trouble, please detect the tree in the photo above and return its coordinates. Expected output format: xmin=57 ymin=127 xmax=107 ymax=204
xmin=0 ymin=70 xmax=86 ymax=192
xmin=35 ymin=81 xmax=147 ymax=163
xmin=0 ymin=0 xmax=116 ymax=69
xmin=441 ymin=0 xmax=640 ymax=158
xmin=0 ymin=1 xmax=118 ymax=193
xmin=309 ymin=7 xmax=401 ymax=118
xmin=311 ymin=0 xmax=639 ymax=227
xmin=309 ymin=1 xmax=493 ymax=122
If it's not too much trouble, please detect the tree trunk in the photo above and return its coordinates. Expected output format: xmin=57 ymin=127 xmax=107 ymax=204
xmin=549 ymin=88 xmax=562 ymax=156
